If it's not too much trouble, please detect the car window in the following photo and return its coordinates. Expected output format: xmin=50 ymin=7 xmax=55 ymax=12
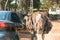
xmin=0 ymin=12 xmax=7 ymax=20
xmin=11 ymin=12 xmax=21 ymax=23
xmin=16 ymin=13 xmax=24 ymax=23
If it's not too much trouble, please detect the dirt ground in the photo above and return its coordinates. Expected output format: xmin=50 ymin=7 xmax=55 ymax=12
xmin=18 ymin=20 xmax=60 ymax=40
xmin=44 ymin=20 xmax=60 ymax=40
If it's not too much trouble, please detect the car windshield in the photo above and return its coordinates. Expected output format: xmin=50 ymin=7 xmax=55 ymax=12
xmin=0 ymin=11 xmax=8 ymax=20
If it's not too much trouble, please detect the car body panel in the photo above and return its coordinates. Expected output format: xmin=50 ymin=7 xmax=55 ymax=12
xmin=0 ymin=11 xmax=21 ymax=40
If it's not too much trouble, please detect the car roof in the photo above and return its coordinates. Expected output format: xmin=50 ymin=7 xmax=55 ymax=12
xmin=0 ymin=11 xmax=12 ymax=12
xmin=0 ymin=11 xmax=16 ymax=13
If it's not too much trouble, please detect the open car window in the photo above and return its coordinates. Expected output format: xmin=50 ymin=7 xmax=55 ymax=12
xmin=11 ymin=12 xmax=21 ymax=23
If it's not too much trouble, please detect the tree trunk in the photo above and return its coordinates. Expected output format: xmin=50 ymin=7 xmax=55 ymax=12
xmin=0 ymin=4 xmax=2 ymax=10
xmin=4 ymin=0 xmax=8 ymax=10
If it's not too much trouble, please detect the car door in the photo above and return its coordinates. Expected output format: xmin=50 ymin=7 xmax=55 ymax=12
xmin=11 ymin=12 xmax=23 ymax=28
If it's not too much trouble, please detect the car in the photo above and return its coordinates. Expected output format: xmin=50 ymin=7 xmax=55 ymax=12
xmin=49 ymin=9 xmax=60 ymax=20
xmin=0 ymin=11 xmax=24 ymax=40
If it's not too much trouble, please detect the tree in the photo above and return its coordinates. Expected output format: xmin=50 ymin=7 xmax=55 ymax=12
xmin=0 ymin=0 xmax=9 ymax=10
xmin=17 ymin=0 xmax=30 ymax=14
xmin=0 ymin=0 xmax=5 ymax=10
xmin=0 ymin=0 xmax=2 ymax=10
xmin=4 ymin=0 xmax=9 ymax=10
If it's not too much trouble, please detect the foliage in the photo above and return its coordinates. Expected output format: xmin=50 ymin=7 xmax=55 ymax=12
xmin=40 ymin=4 xmax=48 ymax=10
xmin=9 ymin=3 xmax=18 ymax=8
xmin=58 ymin=4 xmax=60 ymax=7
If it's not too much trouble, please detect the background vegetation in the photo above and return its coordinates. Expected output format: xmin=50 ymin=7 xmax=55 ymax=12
xmin=0 ymin=0 xmax=60 ymax=12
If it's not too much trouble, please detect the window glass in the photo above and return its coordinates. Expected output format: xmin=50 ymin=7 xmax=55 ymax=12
xmin=0 ymin=12 xmax=8 ymax=20
xmin=11 ymin=12 xmax=21 ymax=23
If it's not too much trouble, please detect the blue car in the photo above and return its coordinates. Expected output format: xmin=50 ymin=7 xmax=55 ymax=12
xmin=0 ymin=11 xmax=24 ymax=40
